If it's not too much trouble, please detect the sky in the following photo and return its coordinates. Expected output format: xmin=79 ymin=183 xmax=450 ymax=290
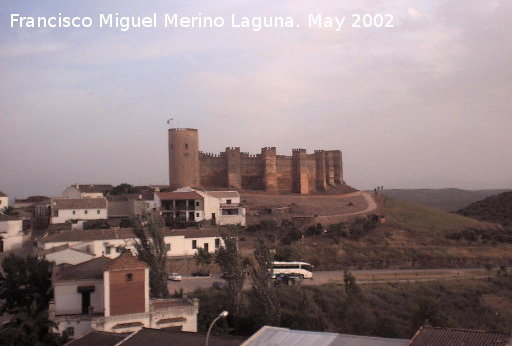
xmin=0 ymin=0 xmax=511 ymax=199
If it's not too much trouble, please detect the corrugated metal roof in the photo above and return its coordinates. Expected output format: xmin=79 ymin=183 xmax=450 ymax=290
xmin=242 ymin=327 xmax=409 ymax=346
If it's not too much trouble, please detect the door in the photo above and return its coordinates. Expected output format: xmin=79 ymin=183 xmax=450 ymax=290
xmin=204 ymin=243 xmax=209 ymax=252
xmin=81 ymin=291 xmax=91 ymax=314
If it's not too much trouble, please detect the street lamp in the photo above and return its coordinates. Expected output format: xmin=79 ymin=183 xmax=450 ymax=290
xmin=206 ymin=310 xmax=228 ymax=346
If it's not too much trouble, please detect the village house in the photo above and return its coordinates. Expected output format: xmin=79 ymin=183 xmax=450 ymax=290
xmin=40 ymin=244 xmax=96 ymax=265
xmin=63 ymin=184 xmax=113 ymax=199
xmin=0 ymin=190 xmax=8 ymax=211
xmin=38 ymin=228 xmax=222 ymax=260
xmin=50 ymin=251 xmax=198 ymax=339
xmin=12 ymin=195 xmax=52 ymax=229
xmin=155 ymin=187 xmax=246 ymax=226
xmin=50 ymin=197 xmax=108 ymax=229
xmin=107 ymin=192 xmax=157 ymax=219
xmin=0 ymin=214 xmax=26 ymax=252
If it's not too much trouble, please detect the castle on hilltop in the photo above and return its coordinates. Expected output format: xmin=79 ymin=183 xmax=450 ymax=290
xmin=168 ymin=128 xmax=344 ymax=194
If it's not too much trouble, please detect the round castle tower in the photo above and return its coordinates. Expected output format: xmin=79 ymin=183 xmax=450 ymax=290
xmin=168 ymin=128 xmax=199 ymax=189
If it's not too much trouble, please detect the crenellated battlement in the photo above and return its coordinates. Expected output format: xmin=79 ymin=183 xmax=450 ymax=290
xmin=199 ymin=151 xmax=224 ymax=158
xmin=169 ymin=128 xmax=198 ymax=132
xmin=170 ymin=129 xmax=344 ymax=194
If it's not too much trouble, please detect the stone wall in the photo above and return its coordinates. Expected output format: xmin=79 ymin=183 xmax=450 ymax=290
xmin=199 ymin=153 xmax=226 ymax=187
xmin=240 ymin=155 xmax=264 ymax=190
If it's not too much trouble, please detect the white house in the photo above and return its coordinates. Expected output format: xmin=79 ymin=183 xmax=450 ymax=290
xmin=50 ymin=252 xmax=198 ymax=339
xmin=0 ymin=214 xmax=25 ymax=252
xmin=39 ymin=228 xmax=222 ymax=259
xmin=155 ymin=187 xmax=246 ymax=226
xmin=0 ymin=190 xmax=8 ymax=212
xmin=63 ymin=184 xmax=113 ymax=199
xmin=51 ymin=198 xmax=108 ymax=227
xmin=41 ymin=244 xmax=96 ymax=265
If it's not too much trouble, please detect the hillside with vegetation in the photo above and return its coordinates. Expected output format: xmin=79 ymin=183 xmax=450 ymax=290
xmin=383 ymin=188 xmax=510 ymax=211
xmin=193 ymin=275 xmax=512 ymax=339
xmin=457 ymin=191 xmax=512 ymax=226
xmin=239 ymin=196 xmax=512 ymax=270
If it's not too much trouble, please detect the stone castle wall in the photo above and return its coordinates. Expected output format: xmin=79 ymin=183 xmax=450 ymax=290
xmin=170 ymin=129 xmax=344 ymax=194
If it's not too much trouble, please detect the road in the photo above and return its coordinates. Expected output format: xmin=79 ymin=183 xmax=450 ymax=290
xmin=168 ymin=267 xmax=488 ymax=293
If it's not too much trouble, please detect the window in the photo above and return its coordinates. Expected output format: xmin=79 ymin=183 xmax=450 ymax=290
xmin=72 ymin=210 xmax=76 ymax=215
xmin=196 ymin=201 xmax=200 ymax=207
xmin=65 ymin=327 xmax=74 ymax=338
xmin=192 ymin=240 xmax=197 ymax=249
xmin=126 ymin=273 xmax=133 ymax=281
xmin=53 ymin=210 xmax=58 ymax=217
xmin=196 ymin=213 xmax=200 ymax=217
xmin=105 ymin=246 xmax=111 ymax=255
xmin=185 ymin=143 xmax=189 ymax=149
xmin=97 ymin=209 xmax=100 ymax=214
xmin=84 ymin=210 xmax=88 ymax=214
xmin=226 ymin=199 xmax=232 ymax=204
xmin=165 ymin=243 xmax=171 ymax=252
xmin=116 ymin=247 xmax=122 ymax=253
xmin=215 ymin=238 xmax=220 ymax=249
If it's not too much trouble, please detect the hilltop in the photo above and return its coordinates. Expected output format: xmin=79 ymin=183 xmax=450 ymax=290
xmin=383 ymin=188 xmax=510 ymax=211
xmin=457 ymin=191 xmax=512 ymax=226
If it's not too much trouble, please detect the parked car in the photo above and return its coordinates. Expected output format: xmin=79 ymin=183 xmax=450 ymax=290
xmin=212 ymin=281 xmax=225 ymax=290
xmin=191 ymin=271 xmax=211 ymax=277
xmin=168 ymin=273 xmax=182 ymax=281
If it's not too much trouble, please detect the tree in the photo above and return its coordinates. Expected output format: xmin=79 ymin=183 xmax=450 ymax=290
xmin=0 ymin=255 xmax=65 ymax=345
xmin=194 ymin=247 xmax=213 ymax=267
xmin=484 ymin=263 xmax=493 ymax=281
xmin=133 ymin=213 xmax=168 ymax=298
xmin=215 ymin=227 xmax=249 ymax=316
xmin=0 ymin=254 xmax=53 ymax=314
xmin=0 ymin=301 xmax=66 ymax=346
xmin=343 ymin=270 xmax=360 ymax=297
xmin=248 ymin=239 xmax=281 ymax=327
xmin=110 ymin=183 xmax=140 ymax=195
xmin=1 ymin=206 xmax=19 ymax=217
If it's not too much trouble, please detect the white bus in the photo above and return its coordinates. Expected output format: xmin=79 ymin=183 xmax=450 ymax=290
xmin=272 ymin=261 xmax=314 ymax=279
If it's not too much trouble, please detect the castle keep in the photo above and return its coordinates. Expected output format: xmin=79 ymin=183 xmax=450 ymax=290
xmin=168 ymin=128 xmax=344 ymax=194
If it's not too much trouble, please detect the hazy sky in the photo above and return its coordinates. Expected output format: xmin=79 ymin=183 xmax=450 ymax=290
xmin=1 ymin=0 xmax=511 ymax=199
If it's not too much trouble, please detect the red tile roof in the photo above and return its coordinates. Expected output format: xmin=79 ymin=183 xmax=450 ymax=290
xmin=52 ymin=197 xmax=107 ymax=210
xmin=118 ymin=328 xmax=247 ymax=346
xmin=42 ymin=228 xmax=220 ymax=243
xmin=66 ymin=331 xmax=129 ymax=346
xmin=107 ymin=251 xmax=147 ymax=271
xmin=156 ymin=191 xmax=203 ymax=200
xmin=54 ymin=256 xmax=113 ymax=281
xmin=410 ymin=326 xmax=512 ymax=346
